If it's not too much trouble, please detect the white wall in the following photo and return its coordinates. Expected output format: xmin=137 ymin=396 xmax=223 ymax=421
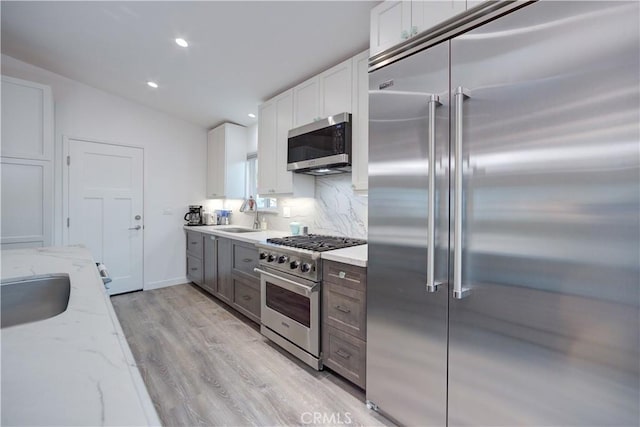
xmin=2 ymin=54 xmax=208 ymax=290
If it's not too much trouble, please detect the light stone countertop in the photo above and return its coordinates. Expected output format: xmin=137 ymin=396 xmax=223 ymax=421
xmin=321 ymin=244 xmax=368 ymax=267
xmin=185 ymin=226 xmax=368 ymax=267
xmin=1 ymin=246 xmax=161 ymax=427
xmin=183 ymin=224 xmax=289 ymax=244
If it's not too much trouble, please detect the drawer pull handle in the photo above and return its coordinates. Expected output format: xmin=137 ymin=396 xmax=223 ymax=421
xmin=335 ymin=305 xmax=351 ymax=314
xmin=190 ymin=267 xmax=198 ymax=271
xmin=242 ymin=295 xmax=252 ymax=301
xmin=338 ymin=271 xmax=346 ymax=279
xmin=336 ymin=349 xmax=351 ymax=359
xmin=243 ymin=258 xmax=253 ymax=263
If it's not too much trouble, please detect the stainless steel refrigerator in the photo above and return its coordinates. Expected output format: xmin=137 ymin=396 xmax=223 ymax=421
xmin=366 ymin=1 xmax=639 ymax=426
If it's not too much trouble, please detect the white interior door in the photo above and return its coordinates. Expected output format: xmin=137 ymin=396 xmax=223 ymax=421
xmin=67 ymin=139 xmax=143 ymax=295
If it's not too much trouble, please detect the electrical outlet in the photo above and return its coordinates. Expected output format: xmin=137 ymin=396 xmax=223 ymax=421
xmin=283 ymin=206 xmax=291 ymax=218
xmin=163 ymin=208 xmax=172 ymax=215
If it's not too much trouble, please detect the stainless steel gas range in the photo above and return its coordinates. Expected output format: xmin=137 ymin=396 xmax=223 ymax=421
xmin=254 ymin=235 xmax=366 ymax=370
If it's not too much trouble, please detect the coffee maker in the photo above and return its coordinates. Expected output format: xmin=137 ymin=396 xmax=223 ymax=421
xmin=184 ymin=205 xmax=203 ymax=226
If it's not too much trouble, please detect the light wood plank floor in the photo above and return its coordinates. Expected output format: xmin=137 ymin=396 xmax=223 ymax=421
xmin=111 ymin=284 xmax=392 ymax=427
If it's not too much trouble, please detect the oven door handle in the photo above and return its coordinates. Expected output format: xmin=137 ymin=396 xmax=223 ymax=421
xmin=254 ymin=268 xmax=319 ymax=296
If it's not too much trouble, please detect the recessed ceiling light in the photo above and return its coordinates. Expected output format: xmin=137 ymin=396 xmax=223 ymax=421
xmin=175 ymin=38 xmax=189 ymax=48
xmin=248 ymin=113 xmax=256 ymax=118
xmin=147 ymin=81 xmax=158 ymax=89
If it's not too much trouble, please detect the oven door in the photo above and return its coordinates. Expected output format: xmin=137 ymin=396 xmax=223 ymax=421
xmin=256 ymin=267 xmax=320 ymax=357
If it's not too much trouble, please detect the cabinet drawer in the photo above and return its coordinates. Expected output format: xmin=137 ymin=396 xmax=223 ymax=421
xmin=323 ymin=261 xmax=366 ymax=291
xmin=233 ymin=277 xmax=260 ymax=323
xmin=233 ymin=243 xmax=259 ymax=279
xmin=324 ymin=283 xmax=366 ymax=340
xmin=187 ymin=255 xmax=204 ymax=286
xmin=323 ymin=325 xmax=366 ymax=389
xmin=186 ymin=231 xmax=203 ymax=258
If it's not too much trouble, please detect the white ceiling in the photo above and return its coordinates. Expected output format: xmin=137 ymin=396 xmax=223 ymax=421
xmin=1 ymin=1 xmax=377 ymax=129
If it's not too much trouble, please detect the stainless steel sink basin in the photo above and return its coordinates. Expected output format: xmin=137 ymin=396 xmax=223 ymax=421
xmin=1 ymin=275 xmax=71 ymax=328
xmin=221 ymin=227 xmax=259 ymax=233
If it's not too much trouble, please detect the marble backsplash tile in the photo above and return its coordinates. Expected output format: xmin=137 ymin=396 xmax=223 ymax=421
xmin=207 ymin=174 xmax=368 ymax=239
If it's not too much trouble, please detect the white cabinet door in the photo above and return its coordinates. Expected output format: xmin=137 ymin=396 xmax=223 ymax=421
xmin=351 ymin=50 xmax=369 ymax=192
xmin=370 ymin=1 xmax=411 ymax=57
xmin=293 ymin=76 xmax=320 ymax=127
xmin=319 ymin=58 xmax=353 ymax=119
xmin=1 ymin=158 xmax=53 ymax=249
xmin=275 ymin=91 xmax=295 ymax=194
xmin=257 ymin=101 xmax=277 ymax=195
xmin=411 ymin=0 xmax=466 ymax=35
xmin=207 ymin=123 xmax=247 ymax=199
xmin=370 ymin=0 xmax=468 ymax=57
xmin=1 ymin=76 xmax=53 ymax=161
xmin=207 ymin=126 xmax=225 ymax=198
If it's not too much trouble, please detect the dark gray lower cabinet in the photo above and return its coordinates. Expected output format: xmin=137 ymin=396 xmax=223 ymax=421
xmin=322 ymin=260 xmax=367 ymax=389
xmin=187 ymin=231 xmax=261 ymax=324
xmin=186 ymin=230 xmax=204 ymax=286
xmin=202 ymin=234 xmax=218 ymax=295
xmin=216 ymin=237 xmax=233 ymax=304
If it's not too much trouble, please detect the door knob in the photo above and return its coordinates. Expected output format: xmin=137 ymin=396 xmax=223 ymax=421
xmin=128 ymin=225 xmax=142 ymax=230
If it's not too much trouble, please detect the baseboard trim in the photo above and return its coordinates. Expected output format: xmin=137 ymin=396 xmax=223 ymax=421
xmin=144 ymin=276 xmax=189 ymax=291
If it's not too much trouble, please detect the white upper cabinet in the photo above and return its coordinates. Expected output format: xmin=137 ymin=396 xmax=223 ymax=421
xmin=370 ymin=1 xmax=412 ymax=57
xmin=207 ymin=123 xmax=247 ymax=199
xmin=293 ymin=77 xmax=320 ymax=127
xmin=293 ymin=57 xmax=353 ymax=127
xmin=258 ymin=90 xmax=314 ymax=197
xmin=370 ymin=0 xmax=467 ymax=57
xmin=1 ymin=76 xmax=53 ymax=161
xmin=318 ymin=58 xmax=353 ymax=119
xmin=351 ymin=50 xmax=369 ymax=192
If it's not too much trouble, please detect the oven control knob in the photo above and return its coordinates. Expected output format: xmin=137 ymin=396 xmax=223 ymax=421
xmin=259 ymin=252 xmax=268 ymax=260
xmin=290 ymin=261 xmax=300 ymax=270
xmin=277 ymin=255 xmax=288 ymax=264
xmin=267 ymin=254 xmax=276 ymax=262
xmin=301 ymin=263 xmax=312 ymax=273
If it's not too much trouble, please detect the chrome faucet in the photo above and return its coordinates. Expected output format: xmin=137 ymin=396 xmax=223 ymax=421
xmin=253 ymin=209 xmax=261 ymax=230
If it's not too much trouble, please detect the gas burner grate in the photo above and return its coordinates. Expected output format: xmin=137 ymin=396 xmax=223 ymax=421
xmin=266 ymin=234 xmax=367 ymax=252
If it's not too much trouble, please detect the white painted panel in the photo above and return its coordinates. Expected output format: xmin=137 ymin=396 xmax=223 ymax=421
xmin=257 ymin=100 xmax=277 ymax=194
xmin=1 ymin=76 xmax=53 ymax=160
xmin=319 ymin=59 xmax=352 ymax=118
xmin=80 ymin=197 xmax=104 ymax=261
xmin=370 ymin=1 xmax=410 ymax=56
xmin=83 ymin=152 xmax=133 ymax=190
xmin=0 ymin=157 xmax=52 ymax=247
xmin=108 ymin=197 xmax=133 ymax=281
xmin=293 ymin=77 xmax=320 ymax=127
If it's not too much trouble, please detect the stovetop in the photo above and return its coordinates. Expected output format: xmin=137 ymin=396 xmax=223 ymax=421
xmin=266 ymin=234 xmax=367 ymax=252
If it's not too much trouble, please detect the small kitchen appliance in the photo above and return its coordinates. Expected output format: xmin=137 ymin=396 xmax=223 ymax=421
xmin=287 ymin=113 xmax=352 ymax=175
xmin=184 ymin=205 xmax=203 ymax=226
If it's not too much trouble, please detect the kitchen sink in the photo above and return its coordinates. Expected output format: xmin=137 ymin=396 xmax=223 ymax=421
xmin=1 ymin=275 xmax=71 ymax=328
xmin=221 ymin=227 xmax=259 ymax=233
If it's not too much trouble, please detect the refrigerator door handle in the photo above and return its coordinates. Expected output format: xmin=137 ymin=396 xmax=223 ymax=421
xmin=426 ymin=94 xmax=442 ymax=293
xmin=453 ymin=87 xmax=471 ymax=299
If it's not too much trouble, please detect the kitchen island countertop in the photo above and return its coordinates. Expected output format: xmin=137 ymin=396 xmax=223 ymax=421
xmin=1 ymin=246 xmax=160 ymax=426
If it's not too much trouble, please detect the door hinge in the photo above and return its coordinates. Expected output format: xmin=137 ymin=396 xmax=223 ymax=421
xmin=66 ymin=156 xmax=70 ymax=166
xmin=67 ymin=217 xmax=70 ymax=227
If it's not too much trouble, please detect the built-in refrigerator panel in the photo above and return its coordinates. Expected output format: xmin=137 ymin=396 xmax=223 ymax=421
xmin=367 ymin=41 xmax=450 ymax=426
xmin=447 ymin=1 xmax=639 ymax=425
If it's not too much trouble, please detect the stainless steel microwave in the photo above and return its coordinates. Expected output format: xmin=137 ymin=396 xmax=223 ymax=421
xmin=287 ymin=113 xmax=352 ymax=175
